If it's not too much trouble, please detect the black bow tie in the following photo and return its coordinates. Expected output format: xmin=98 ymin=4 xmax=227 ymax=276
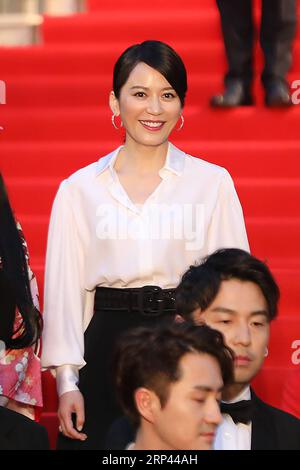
xmin=220 ymin=400 xmax=254 ymax=424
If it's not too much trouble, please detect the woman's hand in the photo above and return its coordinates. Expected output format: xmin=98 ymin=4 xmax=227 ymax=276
xmin=58 ymin=390 xmax=87 ymax=441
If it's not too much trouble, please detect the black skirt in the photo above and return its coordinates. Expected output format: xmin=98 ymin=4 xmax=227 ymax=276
xmin=56 ymin=286 xmax=176 ymax=450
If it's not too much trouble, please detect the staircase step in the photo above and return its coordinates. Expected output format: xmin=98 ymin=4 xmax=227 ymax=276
xmin=2 ymin=106 xmax=300 ymax=142
xmin=252 ymin=366 xmax=296 ymax=408
xmin=247 ymin=218 xmax=300 ymax=261
xmin=2 ymin=41 xmax=300 ymax=77
xmin=42 ymin=10 xmax=222 ymax=43
xmin=268 ymin=318 xmax=300 ymax=366
xmin=2 ymin=74 xmax=225 ymax=108
xmin=87 ymin=0 xmax=217 ymax=9
xmin=39 ymin=410 xmax=58 ymax=450
xmin=2 ymin=141 xmax=300 ymax=180
xmin=2 ymin=42 xmax=300 ymax=78
xmin=5 ymin=73 xmax=300 ymax=108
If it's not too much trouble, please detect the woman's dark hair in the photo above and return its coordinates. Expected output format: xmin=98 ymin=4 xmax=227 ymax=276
xmin=113 ymin=40 xmax=188 ymax=107
xmin=175 ymin=248 xmax=280 ymax=321
xmin=113 ymin=322 xmax=234 ymax=427
xmin=0 ymin=174 xmax=42 ymax=349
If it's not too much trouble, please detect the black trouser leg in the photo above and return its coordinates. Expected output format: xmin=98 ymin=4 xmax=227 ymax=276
xmin=260 ymin=0 xmax=297 ymax=88
xmin=216 ymin=0 xmax=254 ymax=89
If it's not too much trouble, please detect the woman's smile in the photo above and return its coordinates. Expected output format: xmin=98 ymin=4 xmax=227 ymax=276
xmin=139 ymin=120 xmax=166 ymax=131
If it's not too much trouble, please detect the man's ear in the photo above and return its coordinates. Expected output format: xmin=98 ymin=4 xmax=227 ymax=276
xmin=134 ymin=388 xmax=159 ymax=424
xmin=175 ymin=309 xmax=206 ymax=326
xmin=191 ymin=307 xmax=206 ymax=326
xmin=109 ymin=91 xmax=120 ymax=116
xmin=175 ymin=314 xmax=185 ymax=323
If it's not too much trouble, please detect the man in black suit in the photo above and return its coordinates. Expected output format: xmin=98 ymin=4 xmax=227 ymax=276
xmin=0 ymin=406 xmax=50 ymax=450
xmin=175 ymin=248 xmax=300 ymax=449
xmin=106 ymin=249 xmax=300 ymax=450
xmin=211 ymin=0 xmax=297 ymax=107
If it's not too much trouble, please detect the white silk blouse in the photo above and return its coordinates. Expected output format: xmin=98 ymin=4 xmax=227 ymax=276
xmin=41 ymin=142 xmax=249 ymax=396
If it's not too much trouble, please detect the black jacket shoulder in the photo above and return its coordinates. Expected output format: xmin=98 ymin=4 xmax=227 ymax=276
xmin=0 ymin=406 xmax=50 ymax=450
xmin=252 ymin=390 xmax=300 ymax=450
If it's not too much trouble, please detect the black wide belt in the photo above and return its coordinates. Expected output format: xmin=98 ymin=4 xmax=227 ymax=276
xmin=95 ymin=285 xmax=176 ymax=317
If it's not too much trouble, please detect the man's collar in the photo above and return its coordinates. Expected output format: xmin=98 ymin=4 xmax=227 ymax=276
xmin=222 ymin=385 xmax=251 ymax=404
xmin=95 ymin=142 xmax=185 ymax=178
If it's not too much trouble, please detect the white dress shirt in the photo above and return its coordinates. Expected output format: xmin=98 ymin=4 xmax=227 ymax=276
xmin=214 ymin=386 xmax=252 ymax=450
xmin=41 ymin=142 xmax=249 ymax=396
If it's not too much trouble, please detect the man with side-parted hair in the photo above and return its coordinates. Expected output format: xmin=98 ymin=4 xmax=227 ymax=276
xmin=112 ymin=322 xmax=234 ymax=450
xmin=175 ymin=248 xmax=300 ymax=450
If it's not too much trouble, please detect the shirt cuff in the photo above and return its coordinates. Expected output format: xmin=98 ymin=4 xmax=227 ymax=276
xmin=56 ymin=365 xmax=79 ymax=397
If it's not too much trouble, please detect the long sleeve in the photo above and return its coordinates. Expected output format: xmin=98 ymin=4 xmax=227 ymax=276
xmin=206 ymin=169 xmax=250 ymax=254
xmin=41 ymin=181 xmax=88 ymax=387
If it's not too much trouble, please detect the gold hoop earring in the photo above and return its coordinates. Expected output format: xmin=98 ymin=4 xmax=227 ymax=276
xmin=112 ymin=114 xmax=122 ymax=130
xmin=176 ymin=115 xmax=184 ymax=131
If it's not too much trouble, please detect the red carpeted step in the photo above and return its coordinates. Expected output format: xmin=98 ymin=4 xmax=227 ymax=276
xmin=42 ymin=8 xmax=300 ymax=45
xmin=2 ymin=106 xmax=300 ymax=142
xmin=87 ymin=0 xmax=218 ymax=10
xmin=268 ymin=318 xmax=300 ymax=366
xmin=39 ymin=411 xmax=58 ymax=450
xmin=9 ymin=73 xmax=300 ymax=108
xmin=4 ymin=73 xmax=300 ymax=110
xmin=246 ymin=218 xmax=300 ymax=262
xmin=42 ymin=10 xmax=221 ymax=44
xmin=2 ymin=74 xmax=225 ymax=108
xmin=86 ymin=0 xmax=276 ymax=13
xmin=2 ymin=41 xmax=299 ymax=78
xmin=0 ymin=42 xmax=226 ymax=76
xmin=252 ymin=366 xmax=296 ymax=408
xmin=2 ymin=141 xmax=300 ymax=180
xmin=41 ymin=372 xmax=58 ymax=412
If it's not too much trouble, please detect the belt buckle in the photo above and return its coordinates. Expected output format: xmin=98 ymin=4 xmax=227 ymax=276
xmin=138 ymin=285 xmax=164 ymax=317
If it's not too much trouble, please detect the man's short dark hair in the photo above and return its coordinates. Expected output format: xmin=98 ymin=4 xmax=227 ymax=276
xmin=175 ymin=248 xmax=280 ymax=321
xmin=113 ymin=322 xmax=234 ymax=427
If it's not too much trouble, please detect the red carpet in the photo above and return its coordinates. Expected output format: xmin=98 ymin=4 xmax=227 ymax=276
xmin=1 ymin=0 xmax=300 ymax=448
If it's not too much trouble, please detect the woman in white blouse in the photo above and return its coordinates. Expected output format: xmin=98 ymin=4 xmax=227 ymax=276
xmin=42 ymin=40 xmax=249 ymax=449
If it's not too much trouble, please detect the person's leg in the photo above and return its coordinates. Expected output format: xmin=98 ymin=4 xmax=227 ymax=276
xmin=211 ymin=0 xmax=254 ymax=106
xmin=261 ymin=0 xmax=297 ymax=105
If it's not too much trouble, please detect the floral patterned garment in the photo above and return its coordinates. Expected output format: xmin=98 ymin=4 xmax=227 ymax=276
xmin=0 ymin=222 xmax=43 ymax=410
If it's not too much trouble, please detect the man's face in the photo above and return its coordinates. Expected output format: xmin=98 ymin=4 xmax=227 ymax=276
xmin=149 ymin=352 xmax=223 ymax=450
xmin=192 ymin=279 xmax=270 ymax=386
